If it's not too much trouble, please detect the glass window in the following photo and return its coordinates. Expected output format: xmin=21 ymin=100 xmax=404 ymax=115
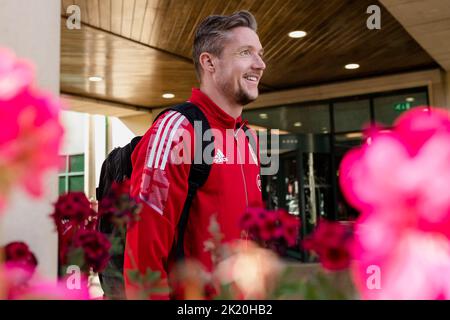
xmin=243 ymin=104 xmax=330 ymax=134
xmin=284 ymin=104 xmax=330 ymax=134
xmin=334 ymin=99 xmax=371 ymax=133
xmin=69 ymin=154 xmax=84 ymax=172
xmin=69 ymin=176 xmax=84 ymax=192
xmin=58 ymin=154 xmax=85 ymax=195
xmin=374 ymin=92 xmax=428 ymax=126
xmin=58 ymin=177 xmax=66 ymax=195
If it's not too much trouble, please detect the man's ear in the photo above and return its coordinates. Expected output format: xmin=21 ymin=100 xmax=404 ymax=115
xmin=199 ymin=52 xmax=215 ymax=74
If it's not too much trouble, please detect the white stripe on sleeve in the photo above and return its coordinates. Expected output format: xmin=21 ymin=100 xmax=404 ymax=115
xmin=160 ymin=115 xmax=188 ymax=170
xmin=153 ymin=112 xmax=182 ymax=168
xmin=147 ymin=111 xmax=176 ymax=168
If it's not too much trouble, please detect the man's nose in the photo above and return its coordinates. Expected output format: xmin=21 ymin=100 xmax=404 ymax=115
xmin=253 ymin=54 xmax=266 ymax=71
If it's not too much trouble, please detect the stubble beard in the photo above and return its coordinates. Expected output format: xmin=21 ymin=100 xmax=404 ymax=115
xmin=220 ymin=77 xmax=258 ymax=107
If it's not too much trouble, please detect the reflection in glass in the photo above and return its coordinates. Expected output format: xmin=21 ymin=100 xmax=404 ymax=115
xmin=334 ymin=99 xmax=370 ymax=133
xmin=374 ymin=92 xmax=427 ymax=126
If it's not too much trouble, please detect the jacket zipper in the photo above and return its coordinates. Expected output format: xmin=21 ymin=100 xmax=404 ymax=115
xmin=234 ymin=121 xmax=249 ymax=207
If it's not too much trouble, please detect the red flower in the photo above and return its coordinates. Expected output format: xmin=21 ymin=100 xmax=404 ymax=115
xmin=4 ymin=241 xmax=38 ymax=271
xmin=3 ymin=241 xmax=38 ymax=288
xmin=71 ymin=229 xmax=111 ymax=273
xmin=303 ymin=219 xmax=353 ymax=271
xmin=276 ymin=210 xmax=300 ymax=247
xmin=98 ymin=180 xmax=141 ymax=228
xmin=240 ymin=208 xmax=300 ymax=253
xmin=111 ymin=179 xmax=132 ymax=196
xmin=258 ymin=210 xmax=279 ymax=242
xmin=51 ymin=192 xmax=96 ymax=234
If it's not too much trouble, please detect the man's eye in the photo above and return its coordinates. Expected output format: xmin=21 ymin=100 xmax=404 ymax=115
xmin=240 ymin=50 xmax=251 ymax=56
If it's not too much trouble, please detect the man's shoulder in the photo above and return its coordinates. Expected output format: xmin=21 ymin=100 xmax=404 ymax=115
xmin=150 ymin=109 xmax=194 ymax=133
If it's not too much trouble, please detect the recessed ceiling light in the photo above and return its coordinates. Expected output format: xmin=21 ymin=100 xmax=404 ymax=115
xmin=406 ymin=97 xmax=415 ymax=102
xmin=294 ymin=122 xmax=302 ymax=127
xmin=162 ymin=93 xmax=175 ymax=99
xmin=259 ymin=113 xmax=268 ymax=119
xmin=288 ymin=30 xmax=307 ymax=38
xmin=88 ymin=76 xmax=103 ymax=82
xmin=345 ymin=63 xmax=360 ymax=70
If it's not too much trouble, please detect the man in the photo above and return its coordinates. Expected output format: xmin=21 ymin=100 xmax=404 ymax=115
xmin=124 ymin=10 xmax=266 ymax=299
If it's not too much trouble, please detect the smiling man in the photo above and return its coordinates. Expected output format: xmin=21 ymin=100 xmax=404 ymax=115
xmin=124 ymin=11 xmax=266 ymax=299
xmin=194 ymin=13 xmax=266 ymax=117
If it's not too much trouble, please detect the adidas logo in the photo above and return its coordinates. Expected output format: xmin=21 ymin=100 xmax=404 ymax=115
xmin=213 ymin=149 xmax=228 ymax=164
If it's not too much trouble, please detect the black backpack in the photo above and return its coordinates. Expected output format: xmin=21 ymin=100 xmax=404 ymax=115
xmin=96 ymin=102 xmax=213 ymax=299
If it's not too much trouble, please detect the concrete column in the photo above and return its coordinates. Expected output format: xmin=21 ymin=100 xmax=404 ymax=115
xmin=0 ymin=0 xmax=61 ymax=279
xmin=86 ymin=115 xmax=97 ymax=201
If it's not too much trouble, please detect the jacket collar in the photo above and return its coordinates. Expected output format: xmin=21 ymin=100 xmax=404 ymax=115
xmin=188 ymin=88 xmax=243 ymax=129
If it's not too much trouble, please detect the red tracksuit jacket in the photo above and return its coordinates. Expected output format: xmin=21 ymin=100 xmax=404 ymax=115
xmin=124 ymin=88 xmax=263 ymax=299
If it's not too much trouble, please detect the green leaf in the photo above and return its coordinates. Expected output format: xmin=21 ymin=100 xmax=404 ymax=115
xmin=214 ymin=283 xmax=236 ymax=300
xmin=147 ymin=286 xmax=170 ymax=295
xmin=143 ymin=269 xmax=162 ymax=284
xmin=126 ymin=269 xmax=142 ymax=284
xmin=109 ymin=235 xmax=125 ymax=255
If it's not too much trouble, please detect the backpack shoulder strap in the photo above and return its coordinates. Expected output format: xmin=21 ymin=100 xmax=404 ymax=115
xmin=155 ymin=102 xmax=212 ymax=188
xmin=156 ymin=102 xmax=213 ymax=261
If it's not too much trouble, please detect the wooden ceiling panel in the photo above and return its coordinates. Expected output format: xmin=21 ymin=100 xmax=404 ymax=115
xmin=61 ymin=0 xmax=439 ymax=109
xmin=259 ymin=1 xmax=437 ymax=88
xmin=130 ymin=0 xmax=148 ymax=41
xmin=98 ymin=0 xmax=111 ymax=30
xmin=60 ymin=21 xmax=198 ymax=107
xmin=61 ymin=93 xmax=149 ymax=117
xmin=110 ymin=0 xmax=123 ymax=34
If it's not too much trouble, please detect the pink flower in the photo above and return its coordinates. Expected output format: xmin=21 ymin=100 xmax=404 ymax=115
xmin=351 ymin=213 xmax=450 ymax=300
xmin=339 ymin=106 xmax=450 ymax=299
xmin=12 ymin=279 xmax=91 ymax=300
xmin=0 ymin=48 xmax=64 ymax=211
xmin=303 ymin=219 xmax=353 ymax=271
xmin=341 ymin=107 xmax=450 ymax=228
xmin=1 ymin=248 xmax=89 ymax=300
xmin=4 ymin=270 xmax=91 ymax=300
xmin=0 ymin=48 xmax=33 ymax=101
